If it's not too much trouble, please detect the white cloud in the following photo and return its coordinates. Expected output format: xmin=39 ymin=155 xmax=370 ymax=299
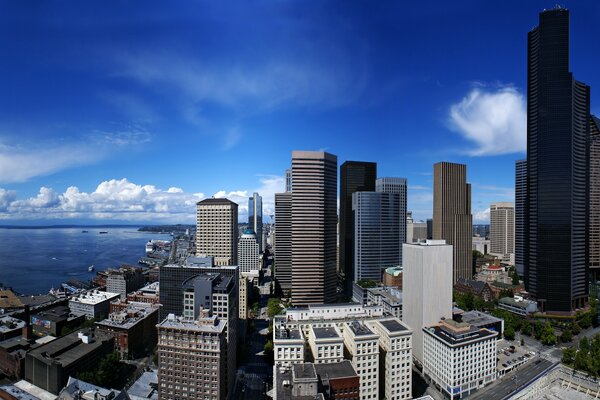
xmin=474 ymin=208 xmax=491 ymax=224
xmin=449 ymin=86 xmax=526 ymax=156
xmin=0 ymin=188 xmax=16 ymax=211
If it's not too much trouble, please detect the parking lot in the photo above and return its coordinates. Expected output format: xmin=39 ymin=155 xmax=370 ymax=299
xmin=496 ymin=339 xmax=536 ymax=374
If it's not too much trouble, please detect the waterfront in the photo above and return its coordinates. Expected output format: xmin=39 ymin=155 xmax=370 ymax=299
xmin=0 ymin=227 xmax=171 ymax=295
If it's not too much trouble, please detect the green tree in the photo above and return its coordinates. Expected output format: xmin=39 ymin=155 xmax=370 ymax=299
xmin=562 ymin=347 xmax=576 ymax=365
xmin=561 ymin=329 xmax=573 ymax=343
xmin=579 ymin=312 xmax=592 ymax=329
xmin=574 ymin=349 xmax=589 ymax=371
xmin=580 ymin=337 xmax=590 ymax=354
xmin=264 ymin=340 xmax=274 ymax=365
xmin=571 ymin=322 xmax=582 ymax=335
xmin=267 ymin=298 xmax=284 ymax=318
xmin=357 ymin=279 xmax=377 ymax=289
xmin=504 ymin=326 xmax=515 ymax=341
xmin=521 ymin=320 xmax=532 ymax=336
xmin=511 ymin=273 xmax=520 ymax=285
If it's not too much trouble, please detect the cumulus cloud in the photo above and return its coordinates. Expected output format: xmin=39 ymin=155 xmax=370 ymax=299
xmin=474 ymin=208 xmax=491 ymax=224
xmin=449 ymin=86 xmax=526 ymax=156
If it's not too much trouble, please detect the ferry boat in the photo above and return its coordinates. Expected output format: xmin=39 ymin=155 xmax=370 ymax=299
xmin=88 ymin=265 xmax=95 ymax=272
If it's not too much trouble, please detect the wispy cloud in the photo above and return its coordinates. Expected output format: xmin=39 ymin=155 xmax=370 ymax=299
xmin=474 ymin=207 xmax=491 ymax=224
xmin=449 ymin=85 xmax=526 ymax=156
xmin=473 ymin=184 xmax=515 ymax=199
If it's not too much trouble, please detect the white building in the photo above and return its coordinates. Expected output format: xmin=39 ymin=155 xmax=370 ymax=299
xmin=368 ymin=318 xmax=413 ymax=400
xmin=273 ymin=324 xmax=305 ymax=367
xmin=402 ymin=240 xmax=453 ymax=365
xmin=423 ymin=319 xmax=497 ymax=398
xmin=68 ymin=290 xmax=121 ymax=319
xmin=307 ymin=325 xmax=344 ymax=364
xmin=490 ymin=202 xmax=515 ymax=263
xmin=343 ymin=321 xmax=379 ymax=400
xmin=366 ymin=286 xmax=402 ymax=319
xmin=238 ymin=229 xmax=260 ymax=274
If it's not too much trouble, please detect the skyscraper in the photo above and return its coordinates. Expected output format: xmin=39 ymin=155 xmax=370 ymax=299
xmin=376 ymin=177 xmax=407 ymax=262
xmin=248 ymin=192 xmax=263 ymax=253
xmin=339 ymin=161 xmax=377 ymax=294
xmin=352 ymin=191 xmax=401 ymax=282
xmin=433 ymin=162 xmax=472 ymax=283
xmin=490 ymin=202 xmax=515 ymax=259
xmin=274 ymin=192 xmax=292 ymax=296
xmin=515 ymin=160 xmax=527 ymax=277
xmin=196 ymin=198 xmax=239 ymax=266
xmin=285 ymin=168 xmax=292 ymax=192
xmin=525 ymin=8 xmax=590 ymax=312
xmin=590 ymin=116 xmax=600 ymax=278
xmin=291 ymin=151 xmax=337 ymax=305
xmin=238 ymin=229 xmax=260 ymax=274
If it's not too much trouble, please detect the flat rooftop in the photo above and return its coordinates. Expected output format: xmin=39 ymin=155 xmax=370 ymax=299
xmin=96 ymin=305 xmax=158 ymax=330
xmin=293 ymin=363 xmax=317 ymax=380
xmin=275 ymin=327 xmax=302 ymax=340
xmin=379 ymin=319 xmax=409 ymax=333
xmin=69 ymin=290 xmax=120 ymax=305
xmin=461 ymin=310 xmax=503 ymax=326
xmin=27 ymin=329 xmax=112 ymax=368
xmin=426 ymin=323 xmax=497 ymax=346
xmin=32 ymin=305 xmax=72 ymax=322
xmin=0 ymin=316 xmax=26 ymax=333
xmin=314 ymin=360 xmax=357 ymax=379
xmin=312 ymin=327 xmax=340 ymax=340
xmin=157 ymin=316 xmax=225 ymax=333
xmin=347 ymin=321 xmax=375 ymax=337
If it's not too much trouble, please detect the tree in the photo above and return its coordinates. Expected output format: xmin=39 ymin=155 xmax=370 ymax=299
xmin=267 ymin=298 xmax=283 ymax=318
xmin=504 ymin=326 xmax=515 ymax=341
xmin=511 ymin=272 xmax=520 ymax=285
xmin=357 ymin=279 xmax=377 ymax=289
xmin=561 ymin=329 xmax=573 ymax=343
xmin=579 ymin=312 xmax=592 ymax=329
xmin=263 ymin=340 xmax=274 ymax=365
xmin=562 ymin=347 xmax=576 ymax=365
xmin=521 ymin=320 xmax=532 ymax=336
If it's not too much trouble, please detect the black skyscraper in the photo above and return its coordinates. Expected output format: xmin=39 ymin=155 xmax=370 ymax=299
xmin=339 ymin=161 xmax=376 ymax=295
xmin=525 ymin=8 xmax=590 ymax=312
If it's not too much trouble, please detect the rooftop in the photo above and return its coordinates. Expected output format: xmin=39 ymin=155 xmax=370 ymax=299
xmin=0 ymin=316 xmax=26 ymax=333
xmin=0 ymin=290 xmax=24 ymax=309
xmin=347 ymin=321 xmax=375 ymax=337
xmin=314 ymin=360 xmax=358 ymax=380
xmin=127 ymin=370 xmax=158 ymax=400
xmin=196 ymin=197 xmax=237 ymax=206
xmin=292 ymin=363 xmax=317 ymax=380
xmin=275 ymin=327 xmax=302 ymax=340
xmin=461 ymin=310 xmax=503 ymax=326
xmin=32 ymin=305 xmax=73 ymax=322
xmin=157 ymin=315 xmax=225 ymax=333
xmin=425 ymin=320 xmax=497 ymax=347
xmin=499 ymin=296 xmax=536 ymax=309
xmin=379 ymin=318 xmax=410 ymax=333
xmin=96 ymin=304 xmax=158 ymax=330
xmin=69 ymin=290 xmax=120 ymax=305
xmin=312 ymin=327 xmax=341 ymax=340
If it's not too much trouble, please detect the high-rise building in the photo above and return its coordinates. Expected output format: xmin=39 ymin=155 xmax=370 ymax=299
xmin=376 ymin=177 xmax=407 ymax=262
xmin=426 ymin=219 xmax=433 ymax=240
xmin=274 ymin=192 xmax=293 ymax=296
xmin=340 ymin=161 xmax=377 ymax=295
xmin=342 ymin=321 xmax=379 ymax=400
xmin=490 ymin=202 xmax=515 ymax=259
xmin=402 ymin=240 xmax=453 ymax=365
xmin=515 ymin=160 xmax=527 ymax=277
xmin=196 ymin=198 xmax=239 ymax=266
xmin=285 ymin=168 xmax=292 ymax=192
xmin=353 ymin=191 xmax=402 ymax=282
xmin=525 ymin=8 xmax=590 ymax=312
xmin=238 ymin=229 xmax=260 ymax=274
xmin=291 ymin=151 xmax=338 ymax=305
xmin=433 ymin=162 xmax=472 ymax=283
xmin=248 ymin=192 xmax=263 ymax=253
xmin=590 ymin=116 xmax=600 ymax=278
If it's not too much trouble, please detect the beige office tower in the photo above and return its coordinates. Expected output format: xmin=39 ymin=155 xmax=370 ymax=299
xmin=433 ymin=162 xmax=472 ymax=283
xmin=196 ymin=198 xmax=239 ymax=266
xmin=490 ymin=202 xmax=515 ymax=259
xmin=291 ymin=151 xmax=338 ymax=305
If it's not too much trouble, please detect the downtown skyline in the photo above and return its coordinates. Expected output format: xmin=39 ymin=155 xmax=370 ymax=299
xmin=1 ymin=1 xmax=599 ymax=225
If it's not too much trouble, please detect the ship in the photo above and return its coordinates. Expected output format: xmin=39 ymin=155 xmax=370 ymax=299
xmin=99 ymin=231 xmax=108 ymax=234
xmin=88 ymin=265 xmax=95 ymax=272
xmin=81 ymin=230 xmax=89 ymax=233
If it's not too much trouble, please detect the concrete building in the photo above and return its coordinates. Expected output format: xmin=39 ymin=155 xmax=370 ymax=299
xmin=69 ymin=290 xmax=121 ymax=319
xmin=365 ymin=286 xmax=402 ymax=319
xmin=248 ymin=192 xmax=263 ymax=254
xmin=353 ymin=191 xmax=402 ymax=283
xmin=106 ymin=267 xmax=145 ymax=300
xmin=238 ymin=229 xmax=260 ymax=274
xmin=314 ymin=362 xmax=360 ymax=400
xmin=274 ymin=192 xmax=293 ymax=296
xmin=195 ymin=198 xmax=238 ymax=266
xmin=342 ymin=321 xmax=379 ymax=400
xmin=422 ymin=319 xmax=497 ymax=398
xmin=367 ymin=318 xmax=413 ymax=400
xmin=291 ymin=151 xmax=338 ymax=305
xmin=0 ymin=317 xmax=26 ymax=342
xmin=515 ymin=159 xmax=527 ymax=277
xmin=340 ymin=161 xmax=377 ymax=296
xmin=498 ymin=295 xmax=538 ymax=316
xmin=458 ymin=310 xmax=504 ymax=337
xmin=472 ymin=236 xmax=490 ymax=255
xmin=433 ymin=162 xmax=472 ymax=283
xmin=157 ymin=314 xmax=228 ymax=400
xmin=308 ymin=326 xmax=344 ymax=364
xmin=274 ymin=325 xmax=305 ymax=367
xmin=489 ymin=202 xmax=515 ymax=262
xmin=95 ymin=302 xmax=159 ymax=359
xmin=25 ymin=329 xmax=114 ymax=394
xmin=402 ymin=240 xmax=453 ymax=365
xmin=30 ymin=305 xmax=84 ymax=337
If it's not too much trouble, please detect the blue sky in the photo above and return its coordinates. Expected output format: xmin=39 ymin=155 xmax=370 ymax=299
xmin=0 ymin=1 xmax=599 ymax=224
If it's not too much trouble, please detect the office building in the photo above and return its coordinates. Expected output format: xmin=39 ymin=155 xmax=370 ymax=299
xmin=285 ymin=168 xmax=292 ymax=193
xmin=426 ymin=219 xmax=433 ymax=240
xmin=402 ymin=240 xmax=453 ymax=365
xmin=490 ymin=202 xmax=515 ymax=261
xmin=342 ymin=321 xmax=379 ymax=400
xmin=196 ymin=198 xmax=238 ymax=266
xmin=275 ymin=192 xmax=293 ymax=296
xmin=340 ymin=161 xmax=377 ymax=295
xmin=69 ymin=290 xmax=121 ymax=319
xmin=238 ymin=229 xmax=260 ymax=274
xmin=367 ymin=318 xmax=413 ymax=400
xmin=106 ymin=266 xmax=145 ymax=300
xmin=248 ymin=192 xmax=263 ymax=253
xmin=353 ymin=191 xmax=402 ymax=283
xmin=433 ymin=162 xmax=472 ymax=283
xmin=25 ymin=329 xmax=114 ymax=394
xmin=307 ymin=325 xmax=344 ymax=364
xmin=525 ymin=8 xmax=590 ymax=312
xmin=274 ymin=325 xmax=305 ymax=367
xmin=515 ymin=160 xmax=527 ymax=277
xmin=376 ymin=178 xmax=407 ymax=263
xmin=291 ymin=151 xmax=338 ymax=305
xmin=157 ymin=314 xmax=228 ymax=400
xmin=422 ymin=319 xmax=497 ymax=398
xmin=590 ymin=116 xmax=600 ymax=277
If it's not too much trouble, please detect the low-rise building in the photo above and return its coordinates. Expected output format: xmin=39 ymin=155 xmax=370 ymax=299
xmin=422 ymin=319 xmax=497 ymax=399
xmin=342 ymin=321 xmax=379 ymax=400
xmin=69 ymin=291 xmax=121 ymax=320
xmin=58 ymin=376 xmax=130 ymax=400
xmin=106 ymin=267 xmax=145 ymax=300
xmin=458 ymin=310 xmax=504 ymax=338
xmin=314 ymin=361 xmax=360 ymax=400
xmin=25 ymin=329 xmax=114 ymax=395
xmin=96 ymin=302 xmax=159 ymax=359
xmin=454 ymin=278 xmax=495 ymax=302
xmin=366 ymin=287 xmax=402 ymax=319
xmin=498 ymin=296 xmax=538 ymax=316
xmin=382 ymin=267 xmax=402 ymax=289
xmin=126 ymin=282 xmax=160 ymax=305
xmin=308 ymin=326 xmax=344 ymax=364
xmin=30 ymin=305 xmax=85 ymax=337
xmin=0 ymin=316 xmax=26 ymax=341
xmin=274 ymin=324 xmax=305 ymax=367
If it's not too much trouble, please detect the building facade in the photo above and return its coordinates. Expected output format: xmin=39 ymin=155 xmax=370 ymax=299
xmin=590 ymin=116 xmax=600 ymax=278
xmin=352 ymin=191 xmax=402 ymax=283
xmin=291 ymin=151 xmax=338 ymax=305
xmin=248 ymin=192 xmax=263 ymax=254
xmin=525 ymin=8 xmax=590 ymax=312
xmin=342 ymin=321 xmax=379 ymax=400
xmin=68 ymin=290 xmax=121 ymax=319
xmin=274 ymin=192 xmax=293 ymax=296
xmin=376 ymin=178 xmax=407 ymax=264
xmin=195 ymin=198 xmax=238 ymax=266
xmin=238 ymin=229 xmax=260 ymax=274
xmin=515 ymin=160 xmax=527 ymax=277
xmin=433 ymin=162 xmax=472 ymax=283
xmin=339 ymin=161 xmax=377 ymax=296
xmin=490 ymin=202 xmax=515 ymax=260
